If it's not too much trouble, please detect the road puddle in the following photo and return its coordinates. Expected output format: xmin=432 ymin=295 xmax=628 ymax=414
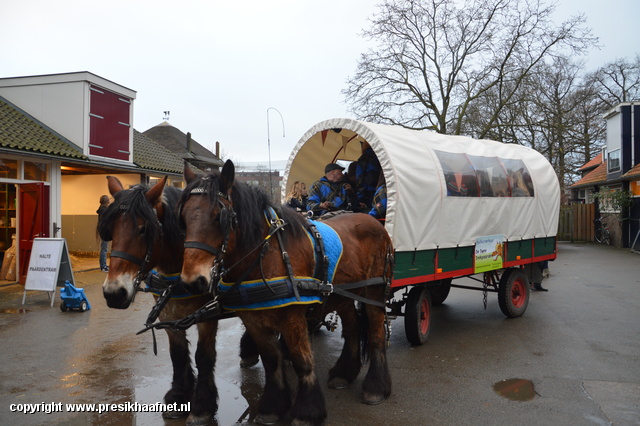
xmin=493 ymin=378 xmax=535 ymax=401
xmin=0 ymin=308 xmax=30 ymax=314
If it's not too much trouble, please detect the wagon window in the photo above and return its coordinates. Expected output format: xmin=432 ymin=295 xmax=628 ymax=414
xmin=435 ymin=151 xmax=534 ymax=198
xmin=467 ymin=155 xmax=508 ymax=197
xmin=501 ymin=159 xmax=534 ymax=197
xmin=435 ymin=151 xmax=479 ymax=196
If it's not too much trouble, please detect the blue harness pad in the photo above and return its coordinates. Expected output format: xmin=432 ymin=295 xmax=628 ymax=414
xmin=216 ymin=219 xmax=344 ymax=311
xmin=307 ymin=220 xmax=343 ymax=282
xmin=218 ymin=277 xmax=322 ymax=311
xmin=146 ymin=270 xmax=199 ymax=299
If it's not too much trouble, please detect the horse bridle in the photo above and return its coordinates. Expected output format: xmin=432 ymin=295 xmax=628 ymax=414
xmin=108 ymin=203 xmax=162 ymax=292
xmin=110 ymin=248 xmax=153 ymax=291
xmin=182 ymin=187 xmax=237 ymax=290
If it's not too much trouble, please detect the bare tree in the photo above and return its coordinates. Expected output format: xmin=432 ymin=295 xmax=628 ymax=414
xmin=586 ymin=55 xmax=640 ymax=110
xmin=461 ymin=55 xmax=606 ymax=199
xmin=344 ymin=0 xmax=596 ymax=138
xmin=527 ymin=58 xmax=606 ymax=191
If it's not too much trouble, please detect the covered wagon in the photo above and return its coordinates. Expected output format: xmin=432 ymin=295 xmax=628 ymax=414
xmin=283 ymin=118 xmax=559 ymax=344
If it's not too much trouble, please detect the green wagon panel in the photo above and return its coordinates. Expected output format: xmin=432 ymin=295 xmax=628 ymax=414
xmin=534 ymin=237 xmax=556 ymax=256
xmin=394 ymin=250 xmax=436 ymax=280
xmin=506 ymin=239 xmax=533 ymax=262
xmin=437 ymin=246 xmax=474 ymax=272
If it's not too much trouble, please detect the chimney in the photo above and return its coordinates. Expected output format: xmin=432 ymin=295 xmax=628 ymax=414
xmin=216 ymin=141 xmax=220 ymax=158
xmin=186 ymin=132 xmax=192 ymax=154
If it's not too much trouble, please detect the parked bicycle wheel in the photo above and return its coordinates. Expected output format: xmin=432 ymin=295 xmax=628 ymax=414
xmin=595 ymin=227 xmax=604 ymax=243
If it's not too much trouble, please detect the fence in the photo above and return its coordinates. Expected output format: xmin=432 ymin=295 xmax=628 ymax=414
xmin=558 ymin=203 xmax=595 ymax=242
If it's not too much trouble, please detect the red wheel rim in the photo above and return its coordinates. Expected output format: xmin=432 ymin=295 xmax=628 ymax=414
xmin=511 ymin=278 xmax=526 ymax=309
xmin=419 ymin=297 xmax=430 ymax=334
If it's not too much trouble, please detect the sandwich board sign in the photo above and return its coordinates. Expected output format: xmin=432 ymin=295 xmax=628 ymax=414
xmin=22 ymin=238 xmax=75 ymax=306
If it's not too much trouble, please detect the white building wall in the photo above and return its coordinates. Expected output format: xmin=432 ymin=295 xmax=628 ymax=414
xmin=0 ymin=82 xmax=86 ymax=148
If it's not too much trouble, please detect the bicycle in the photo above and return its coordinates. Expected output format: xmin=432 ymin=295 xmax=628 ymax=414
xmin=594 ymin=217 xmax=611 ymax=245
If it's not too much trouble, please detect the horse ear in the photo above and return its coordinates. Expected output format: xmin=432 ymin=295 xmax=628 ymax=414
xmin=107 ymin=176 xmax=124 ymax=196
xmin=184 ymin=161 xmax=197 ymax=184
xmin=220 ymin=160 xmax=235 ymax=193
xmin=146 ymin=176 xmax=167 ymax=205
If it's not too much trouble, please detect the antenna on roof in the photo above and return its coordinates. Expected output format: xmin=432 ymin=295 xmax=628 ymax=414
xmin=163 ymin=111 xmax=170 ymax=121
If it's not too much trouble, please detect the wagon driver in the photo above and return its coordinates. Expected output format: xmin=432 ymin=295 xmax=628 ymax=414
xmin=307 ymin=163 xmax=354 ymax=215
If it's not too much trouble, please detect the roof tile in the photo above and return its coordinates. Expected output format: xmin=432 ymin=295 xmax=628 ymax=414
xmin=623 ymin=162 xmax=640 ymax=179
xmin=0 ymin=96 xmax=86 ymax=159
xmin=571 ymin=162 xmax=608 ymax=188
xmin=133 ymin=130 xmax=184 ymax=174
xmin=578 ymin=152 xmax=603 ymax=172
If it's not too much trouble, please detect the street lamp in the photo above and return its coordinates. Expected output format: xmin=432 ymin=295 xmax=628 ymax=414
xmin=267 ymin=107 xmax=285 ymax=201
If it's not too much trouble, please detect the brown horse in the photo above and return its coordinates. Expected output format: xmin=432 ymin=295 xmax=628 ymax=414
xmin=178 ymin=160 xmax=393 ymax=425
xmin=99 ymin=176 xmax=219 ymax=426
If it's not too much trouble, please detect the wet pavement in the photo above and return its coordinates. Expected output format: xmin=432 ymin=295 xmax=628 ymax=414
xmin=0 ymin=242 xmax=639 ymax=425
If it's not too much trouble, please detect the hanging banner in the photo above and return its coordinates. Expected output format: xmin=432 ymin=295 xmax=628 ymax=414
xmin=474 ymin=234 xmax=505 ymax=273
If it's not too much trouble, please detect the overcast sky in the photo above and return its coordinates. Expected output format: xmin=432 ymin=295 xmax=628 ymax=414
xmin=1 ymin=0 xmax=638 ymax=167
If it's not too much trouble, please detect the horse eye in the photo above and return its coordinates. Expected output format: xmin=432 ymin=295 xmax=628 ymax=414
xmin=138 ymin=225 xmax=146 ymax=235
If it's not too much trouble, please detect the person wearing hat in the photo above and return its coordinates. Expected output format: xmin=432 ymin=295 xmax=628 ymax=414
xmin=307 ymin=163 xmax=354 ymax=214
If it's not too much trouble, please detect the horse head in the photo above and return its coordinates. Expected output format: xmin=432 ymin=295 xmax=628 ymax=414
xmin=101 ymin=175 xmax=176 ymax=309
xmin=179 ymin=160 xmax=238 ymax=293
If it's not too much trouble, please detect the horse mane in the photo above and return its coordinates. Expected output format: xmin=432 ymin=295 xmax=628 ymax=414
xmin=98 ymin=183 xmax=183 ymax=249
xmin=181 ymin=172 xmax=309 ymax=252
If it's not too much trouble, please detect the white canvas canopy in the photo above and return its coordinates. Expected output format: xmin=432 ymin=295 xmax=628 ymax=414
xmin=283 ymin=118 xmax=560 ymax=252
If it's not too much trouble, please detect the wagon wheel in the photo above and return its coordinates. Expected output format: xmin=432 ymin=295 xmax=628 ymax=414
xmin=498 ymin=268 xmax=530 ymax=318
xmin=79 ymin=301 xmax=88 ymax=312
xmin=428 ymin=278 xmax=452 ymax=306
xmin=60 ymin=302 xmax=68 ymax=312
xmin=404 ymin=286 xmax=432 ymax=346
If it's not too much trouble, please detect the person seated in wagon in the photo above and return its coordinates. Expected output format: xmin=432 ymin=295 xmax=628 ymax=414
xmin=368 ymin=173 xmax=387 ymax=219
xmin=307 ymin=163 xmax=355 ymax=215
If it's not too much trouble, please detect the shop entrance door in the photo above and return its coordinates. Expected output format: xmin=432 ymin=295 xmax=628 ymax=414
xmin=18 ymin=183 xmax=50 ymax=284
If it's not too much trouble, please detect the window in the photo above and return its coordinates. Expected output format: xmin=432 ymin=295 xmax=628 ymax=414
xmin=435 ymin=151 xmax=479 ymax=196
xmin=468 ymin=155 xmax=509 ymax=197
xmin=501 ymin=159 xmax=534 ymax=197
xmin=607 ymin=149 xmax=621 ymax=173
xmin=24 ymin=161 xmax=49 ymax=182
xmin=0 ymin=158 xmax=17 ymax=179
xmin=435 ymin=151 xmax=534 ymax=197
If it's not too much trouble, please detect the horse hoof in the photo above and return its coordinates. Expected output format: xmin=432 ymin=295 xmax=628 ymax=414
xmin=328 ymin=377 xmax=350 ymax=390
xmin=163 ymin=409 xmax=189 ymax=419
xmin=186 ymin=413 xmax=213 ymax=426
xmin=361 ymin=391 xmax=386 ymax=405
xmin=240 ymin=355 xmax=259 ymax=368
xmin=254 ymin=413 xmax=280 ymax=425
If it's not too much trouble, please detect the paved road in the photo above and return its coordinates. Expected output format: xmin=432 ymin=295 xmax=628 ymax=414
xmin=0 ymin=242 xmax=638 ymax=425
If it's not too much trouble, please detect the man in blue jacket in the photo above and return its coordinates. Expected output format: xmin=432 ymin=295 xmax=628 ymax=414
xmin=356 ymin=142 xmax=381 ymax=209
xmin=307 ymin=163 xmax=353 ymax=214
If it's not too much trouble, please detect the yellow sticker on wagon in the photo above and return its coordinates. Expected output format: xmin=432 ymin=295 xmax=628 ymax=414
xmin=474 ymin=234 xmax=505 ymax=273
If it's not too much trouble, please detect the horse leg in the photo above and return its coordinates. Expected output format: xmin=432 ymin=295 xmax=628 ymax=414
xmin=327 ymin=299 xmax=362 ymax=390
xmin=239 ymin=328 xmax=260 ymax=368
xmin=280 ymin=311 xmax=327 ymax=425
xmin=186 ymin=320 xmax=219 ymax=426
xmin=360 ymin=288 xmax=392 ymax=405
xmin=242 ymin=316 xmax=292 ymax=425
xmin=162 ymin=329 xmax=194 ymax=419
